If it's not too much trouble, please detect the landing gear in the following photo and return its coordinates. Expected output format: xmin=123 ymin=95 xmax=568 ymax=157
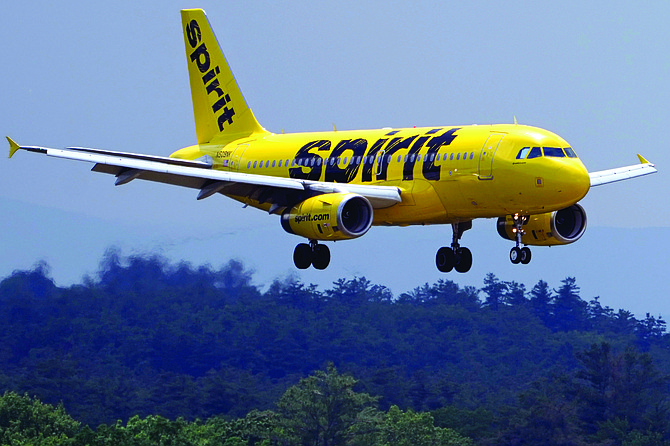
xmin=293 ymin=241 xmax=331 ymax=270
xmin=509 ymin=214 xmax=532 ymax=265
xmin=436 ymin=222 xmax=473 ymax=273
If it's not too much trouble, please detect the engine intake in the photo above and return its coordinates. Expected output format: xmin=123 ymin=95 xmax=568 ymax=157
xmin=281 ymin=193 xmax=373 ymax=241
xmin=497 ymin=204 xmax=587 ymax=246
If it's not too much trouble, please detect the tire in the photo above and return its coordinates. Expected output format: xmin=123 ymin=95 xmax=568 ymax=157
xmin=454 ymin=247 xmax=473 ymax=273
xmin=293 ymin=243 xmax=312 ymax=269
xmin=520 ymin=247 xmax=532 ymax=265
xmin=312 ymin=244 xmax=331 ymax=270
xmin=436 ymin=247 xmax=455 ymax=272
xmin=510 ymin=247 xmax=522 ymax=264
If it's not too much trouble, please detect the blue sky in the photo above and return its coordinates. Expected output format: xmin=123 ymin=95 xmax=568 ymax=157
xmin=1 ymin=1 xmax=668 ymax=317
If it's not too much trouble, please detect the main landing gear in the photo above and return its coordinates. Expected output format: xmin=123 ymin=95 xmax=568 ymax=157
xmin=509 ymin=214 xmax=532 ymax=265
xmin=293 ymin=240 xmax=331 ymax=270
xmin=436 ymin=222 xmax=473 ymax=273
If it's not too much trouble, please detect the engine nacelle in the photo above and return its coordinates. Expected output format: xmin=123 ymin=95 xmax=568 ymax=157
xmin=497 ymin=204 xmax=587 ymax=246
xmin=281 ymin=193 xmax=373 ymax=241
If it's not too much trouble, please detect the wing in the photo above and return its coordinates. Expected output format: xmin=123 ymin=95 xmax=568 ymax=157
xmin=588 ymin=154 xmax=657 ymax=187
xmin=6 ymin=137 xmax=401 ymax=211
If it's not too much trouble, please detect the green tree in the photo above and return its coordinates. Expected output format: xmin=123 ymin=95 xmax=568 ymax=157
xmin=350 ymin=405 xmax=472 ymax=446
xmin=275 ymin=364 xmax=378 ymax=446
xmin=0 ymin=392 xmax=81 ymax=445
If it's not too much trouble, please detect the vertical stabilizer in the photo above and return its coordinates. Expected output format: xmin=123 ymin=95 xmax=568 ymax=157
xmin=181 ymin=9 xmax=266 ymax=144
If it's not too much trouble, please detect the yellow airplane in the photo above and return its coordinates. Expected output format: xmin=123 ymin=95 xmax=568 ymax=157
xmin=7 ymin=9 xmax=657 ymax=273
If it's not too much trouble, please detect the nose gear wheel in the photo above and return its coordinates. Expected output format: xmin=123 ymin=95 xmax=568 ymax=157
xmin=509 ymin=214 xmax=532 ymax=265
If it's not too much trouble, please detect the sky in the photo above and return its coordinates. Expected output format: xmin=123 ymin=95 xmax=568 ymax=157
xmin=1 ymin=1 xmax=668 ymax=318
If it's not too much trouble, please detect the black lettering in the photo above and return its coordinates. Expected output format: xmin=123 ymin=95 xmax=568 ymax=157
xmin=423 ymin=128 xmax=460 ymax=181
xmin=325 ymin=139 xmax=368 ymax=183
xmin=186 ymin=20 xmax=201 ymax=48
xmin=403 ymin=136 xmax=430 ymax=180
xmin=202 ymin=66 xmax=220 ymax=84
xmin=190 ymin=43 xmax=211 ymax=73
xmin=377 ymin=135 xmax=417 ymax=181
xmin=206 ymin=78 xmax=225 ymax=98
xmin=361 ymin=138 xmax=387 ymax=182
xmin=289 ymin=140 xmax=330 ymax=180
xmin=217 ymin=107 xmax=236 ymax=130
xmin=212 ymin=94 xmax=231 ymax=113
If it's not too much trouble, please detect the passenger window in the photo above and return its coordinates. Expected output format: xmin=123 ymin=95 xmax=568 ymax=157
xmin=278 ymin=160 xmax=282 ymax=167
xmin=266 ymin=160 xmax=270 ymax=168
xmin=527 ymin=147 xmax=542 ymax=159
xmin=470 ymin=152 xmax=474 ymax=160
xmin=417 ymin=154 xmax=422 ymax=162
xmin=564 ymin=147 xmax=578 ymax=158
xmin=544 ymin=147 xmax=565 ymax=157
xmin=397 ymin=155 xmax=402 ymax=162
xmin=462 ymin=152 xmax=467 ymax=159
xmin=253 ymin=161 xmax=257 ymax=168
xmin=272 ymin=160 xmax=276 ymax=168
xmin=343 ymin=157 xmax=348 ymax=164
xmin=317 ymin=158 xmax=322 ymax=166
xmin=516 ymin=147 xmax=530 ymax=159
xmin=247 ymin=161 xmax=251 ymax=169
xmin=456 ymin=153 xmax=460 ymax=160
xmin=410 ymin=154 xmax=416 ymax=162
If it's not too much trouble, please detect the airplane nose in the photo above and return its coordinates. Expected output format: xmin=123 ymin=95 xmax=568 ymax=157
xmin=555 ymin=162 xmax=590 ymax=202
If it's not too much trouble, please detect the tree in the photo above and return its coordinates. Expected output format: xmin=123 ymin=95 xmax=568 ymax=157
xmin=0 ymin=392 xmax=81 ymax=445
xmin=551 ymin=278 xmax=587 ymax=331
xmin=481 ymin=274 xmax=507 ymax=311
xmin=529 ymin=280 xmax=553 ymax=327
xmin=275 ymin=364 xmax=378 ymax=446
xmin=358 ymin=405 xmax=472 ymax=446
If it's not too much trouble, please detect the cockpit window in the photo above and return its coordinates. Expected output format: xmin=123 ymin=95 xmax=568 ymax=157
xmin=544 ymin=147 xmax=565 ymax=157
xmin=516 ymin=147 xmax=530 ymax=159
xmin=564 ymin=147 xmax=578 ymax=158
xmin=527 ymin=147 xmax=542 ymax=159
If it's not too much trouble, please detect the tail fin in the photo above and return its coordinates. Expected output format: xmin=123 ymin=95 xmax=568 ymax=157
xmin=181 ymin=9 xmax=266 ymax=144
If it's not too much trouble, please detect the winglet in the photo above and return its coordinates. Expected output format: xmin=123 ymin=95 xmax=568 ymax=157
xmin=637 ymin=154 xmax=652 ymax=165
xmin=7 ymin=137 xmax=20 ymax=158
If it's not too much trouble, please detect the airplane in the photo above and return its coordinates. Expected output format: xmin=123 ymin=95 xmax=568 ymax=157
xmin=7 ymin=8 xmax=657 ymax=273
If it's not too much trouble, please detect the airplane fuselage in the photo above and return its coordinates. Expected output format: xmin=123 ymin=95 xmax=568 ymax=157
xmin=172 ymin=123 xmax=591 ymax=225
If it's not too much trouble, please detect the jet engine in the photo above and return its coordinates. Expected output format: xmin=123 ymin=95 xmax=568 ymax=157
xmin=497 ymin=204 xmax=587 ymax=246
xmin=281 ymin=193 xmax=373 ymax=241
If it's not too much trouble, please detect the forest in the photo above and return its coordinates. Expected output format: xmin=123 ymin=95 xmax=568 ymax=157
xmin=0 ymin=249 xmax=668 ymax=445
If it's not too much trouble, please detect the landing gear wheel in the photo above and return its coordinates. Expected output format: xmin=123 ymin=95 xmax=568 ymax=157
xmin=293 ymin=243 xmax=312 ymax=269
xmin=454 ymin=247 xmax=473 ymax=273
xmin=520 ymin=247 xmax=532 ymax=265
xmin=436 ymin=247 xmax=455 ymax=272
xmin=312 ymin=244 xmax=331 ymax=270
xmin=510 ymin=247 xmax=522 ymax=264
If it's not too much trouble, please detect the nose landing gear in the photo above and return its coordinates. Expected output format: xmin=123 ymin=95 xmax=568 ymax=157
xmin=509 ymin=214 xmax=532 ymax=265
xmin=436 ymin=221 xmax=473 ymax=273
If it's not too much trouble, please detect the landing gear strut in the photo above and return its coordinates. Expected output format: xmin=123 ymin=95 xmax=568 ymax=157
xmin=293 ymin=240 xmax=331 ymax=270
xmin=509 ymin=214 xmax=532 ymax=265
xmin=436 ymin=221 xmax=473 ymax=273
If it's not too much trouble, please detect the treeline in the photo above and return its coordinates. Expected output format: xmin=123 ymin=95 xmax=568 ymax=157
xmin=0 ymin=366 xmax=471 ymax=445
xmin=0 ymin=250 xmax=669 ymax=444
